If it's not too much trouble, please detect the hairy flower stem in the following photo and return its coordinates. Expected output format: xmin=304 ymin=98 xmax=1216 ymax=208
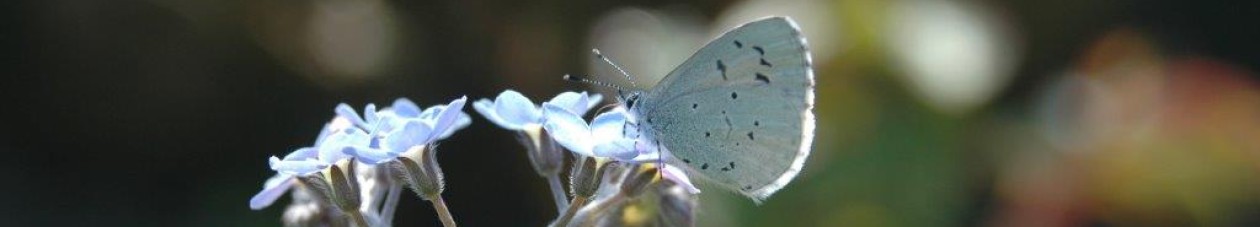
xmin=431 ymin=196 xmax=457 ymax=227
xmin=516 ymin=128 xmax=569 ymax=213
xmin=380 ymin=183 xmax=402 ymax=226
xmin=552 ymin=196 xmax=589 ymax=227
xmin=546 ymin=175 xmax=569 ymax=211
xmin=575 ymin=193 xmax=629 ymax=227
xmin=347 ymin=210 xmax=371 ymax=227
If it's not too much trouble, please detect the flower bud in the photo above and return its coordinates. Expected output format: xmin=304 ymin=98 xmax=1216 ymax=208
xmin=569 ymin=156 xmax=608 ymax=198
xmin=297 ymin=159 xmax=362 ymax=214
xmin=392 ymin=145 xmax=445 ymax=200
xmin=518 ymin=125 xmax=565 ymax=177
xmin=619 ymin=164 xmax=660 ymax=198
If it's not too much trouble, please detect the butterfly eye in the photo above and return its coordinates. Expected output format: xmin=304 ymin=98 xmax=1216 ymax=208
xmin=624 ymin=95 xmax=639 ymax=109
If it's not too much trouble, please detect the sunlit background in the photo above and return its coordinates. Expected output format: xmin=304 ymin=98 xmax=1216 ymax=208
xmin=4 ymin=0 xmax=1259 ymax=226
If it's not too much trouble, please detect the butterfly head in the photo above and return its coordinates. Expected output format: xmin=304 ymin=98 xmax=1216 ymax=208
xmin=618 ymin=90 xmax=643 ymax=110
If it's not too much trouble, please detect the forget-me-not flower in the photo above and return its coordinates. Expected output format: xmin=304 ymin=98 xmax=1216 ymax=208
xmin=335 ymin=96 xmax=469 ymax=211
xmin=542 ymin=105 xmax=700 ymax=194
xmin=251 ymin=116 xmax=361 ymax=210
xmin=474 ymin=90 xmax=602 ymax=131
xmin=475 ymin=90 xmax=602 ymax=211
xmin=541 ymin=104 xmax=638 ymax=160
xmin=342 ymin=97 xmax=471 ymax=165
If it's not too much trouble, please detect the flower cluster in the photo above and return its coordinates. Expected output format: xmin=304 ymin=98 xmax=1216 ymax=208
xmin=250 ymin=97 xmax=470 ymax=227
xmin=252 ymin=91 xmax=700 ymax=227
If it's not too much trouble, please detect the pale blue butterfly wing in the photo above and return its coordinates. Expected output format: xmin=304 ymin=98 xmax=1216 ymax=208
xmin=632 ymin=17 xmax=815 ymax=201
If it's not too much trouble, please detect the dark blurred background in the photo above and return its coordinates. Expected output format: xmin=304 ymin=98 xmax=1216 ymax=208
xmin=4 ymin=0 xmax=1260 ymax=226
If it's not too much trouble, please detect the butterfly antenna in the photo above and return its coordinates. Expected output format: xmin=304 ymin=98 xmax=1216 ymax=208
xmin=563 ymin=74 xmax=627 ymax=91
xmin=592 ymin=49 xmax=637 ymax=88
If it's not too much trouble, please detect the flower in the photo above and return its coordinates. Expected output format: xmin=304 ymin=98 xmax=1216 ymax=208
xmin=269 ymin=128 xmax=372 ymax=175
xmin=543 ymin=105 xmax=702 ymax=194
xmin=334 ymin=96 xmax=470 ymax=202
xmin=346 ymin=97 xmax=471 ymax=164
xmin=251 ymin=116 xmax=365 ymax=210
xmin=474 ymin=90 xmax=602 ymax=130
xmin=541 ymin=104 xmax=638 ymax=160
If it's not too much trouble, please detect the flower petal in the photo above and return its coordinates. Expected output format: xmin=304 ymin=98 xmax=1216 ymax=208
xmin=427 ymin=96 xmax=468 ymax=141
xmin=475 ymin=98 xmax=516 ymax=130
xmin=371 ymin=110 xmax=404 ymax=135
xmin=282 ymin=147 xmax=319 ymax=160
xmin=419 ymin=105 xmax=442 ymax=120
xmin=590 ymin=109 xmax=629 ymax=141
xmin=385 ymin=121 xmax=432 ymax=153
xmin=662 ymin=165 xmax=701 ymax=194
xmin=364 ymin=104 xmax=379 ymax=125
xmin=542 ymin=103 xmax=595 ymax=156
xmin=494 ymin=90 xmax=542 ymax=128
xmin=348 ymin=146 xmax=397 ymax=164
xmin=335 ymin=103 xmax=370 ymax=129
xmin=317 ymin=117 xmax=355 ymax=145
xmin=546 ymin=92 xmax=587 ymax=115
xmin=548 ymin=91 xmax=604 ymax=116
xmin=435 ymin=113 xmax=472 ymax=140
xmin=250 ymin=174 xmax=296 ymax=210
xmin=317 ymin=128 xmax=370 ymax=162
xmin=592 ymin=138 xmax=638 ymax=161
xmin=392 ymin=98 xmax=422 ymax=118
xmin=270 ymin=156 xmax=329 ymax=175
xmin=586 ymin=93 xmax=604 ymax=110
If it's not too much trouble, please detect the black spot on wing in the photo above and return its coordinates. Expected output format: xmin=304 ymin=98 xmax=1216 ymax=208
xmin=716 ymin=60 xmax=727 ymax=80
xmin=760 ymin=58 xmax=773 ymax=67
xmin=747 ymin=131 xmax=755 ymax=140
xmin=733 ymin=40 xmax=743 ymax=48
xmin=722 ymin=111 xmax=734 ymax=136
xmin=701 ymin=163 xmax=709 ymax=170
xmin=754 ymin=72 xmax=770 ymax=84
xmin=731 ymin=92 xmax=738 ymax=99
xmin=752 ymin=46 xmax=765 ymax=55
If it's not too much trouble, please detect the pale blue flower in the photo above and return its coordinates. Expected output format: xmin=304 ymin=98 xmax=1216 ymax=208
xmin=474 ymin=90 xmax=602 ymax=130
xmin=269 ymin=121 xmax=372 ymax=175
xmin=348 ymin=96 xmax=471 ymax=164
xmin=252 ymin=116 xmax=364 ymax=210
xmin=543 ymin=105 xmax=701 ymax=194
xmin=541 ymin=104 xmax=639 ymax=161
xmin=337 ymin=98 xmax=472 ymax=141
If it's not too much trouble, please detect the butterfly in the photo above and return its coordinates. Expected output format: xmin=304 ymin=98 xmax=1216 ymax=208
xmin=612 ymin=16 xmax=815 ymax=201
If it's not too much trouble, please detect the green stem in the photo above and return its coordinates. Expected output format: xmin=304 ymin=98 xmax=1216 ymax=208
xmin=432 ymin=196 xmax=457 ymax=227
